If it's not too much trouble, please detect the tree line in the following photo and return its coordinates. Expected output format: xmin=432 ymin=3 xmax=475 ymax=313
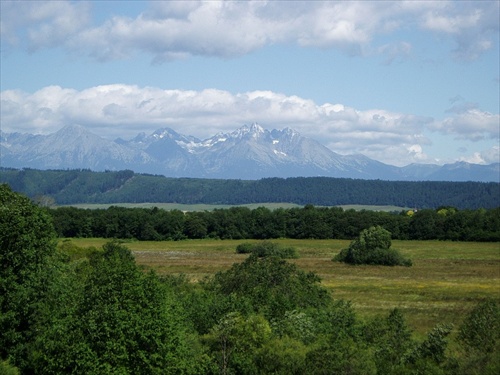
xmin=2 ymin=184 xmax=499 ymax=374
xmin=50 ymin=204 xmax=500 ymax=242
xmin=1 ymin=167 xmax=499 ymax=209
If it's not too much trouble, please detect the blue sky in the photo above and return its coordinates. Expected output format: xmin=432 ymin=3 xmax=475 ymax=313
xmin=1 ymin=0 xmax=499 ymax=167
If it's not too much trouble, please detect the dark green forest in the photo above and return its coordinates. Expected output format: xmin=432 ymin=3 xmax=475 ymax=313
xmin=49 ymin=204 xmax=500 ymax=242
xmin=2 ymin=185 xmax=500 ymax=375
xmin=1 ymin=167 xmax=499 ymax=209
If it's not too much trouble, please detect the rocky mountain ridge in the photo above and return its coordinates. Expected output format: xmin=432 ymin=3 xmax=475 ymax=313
xmin=1 ymin=124 xmax=498 ymax=182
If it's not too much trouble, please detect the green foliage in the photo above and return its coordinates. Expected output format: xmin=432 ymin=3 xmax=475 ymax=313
xmin=409 ymin=323 xmax=453 ymax=365
xmin=255 ymin=336 xmax=307 ymax=375
xmin=334 ymin=226 xmax=412 ymax=266
xmin=183 ymin=212 xmax=208 ymax=239
xmin=363 ymin=309 xmax=415 ymax=374
xmin=357 ymin=224 xmax=393 ymax=250
xmin=309 ymin=299 xmax=359 ymax=344
xmin=456 ymin=300 xmax=500 ymax=375
xmin=1 ymin=182 xmax=499 ymax=373
xmin=208 ymin=254 xmax=330 ymax=320
xmin=0 ymin=184 xmax=58 ymax=363
xmin=0 ymin=360 xmax=19 ymax=375
xmin=203 ymin=312 xmax=272 ymax=375
xmin=271 ymin=310 xmax=316 ymax=344
xmin=235 ymin=242 xmax=255 ymax=254
xmin=47 ymin=203 xmax=500 ymax=243
xmin=27 ymin=242 xmax=205 ymax=374
xmin=458 ymin=299 xmax=500 ymax=353
xmin=235 ymin=241 xmax=298 ymax=258
xmin=2 ymin=168 xmax=498 ymax=209
xmin=305 ymin=336 xmax=377 ymax=375
xmin=57 ymin=239 xmax=100 ymax=261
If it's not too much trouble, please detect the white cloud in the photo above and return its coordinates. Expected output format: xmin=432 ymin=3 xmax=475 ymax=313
xmin=431 ymin=103 xmax=500 ymax=141
xmin=0 ymin=0 xmax=90 ymax=50
xmin=459 ymin=146 xmax=499 ymax=165
xmin=479 ymin=146 xmax=500 ymax=164
xmin=1 ymin=84 xmax=447 ymax=166
xmin=419 ymin=1 xmax=499 ymax=61
xmin=2 ymin=0 xmax=497 ymax=61
xmin=377 ymin=42 xmax=412 ymax=64
xmin=422 ymin=8 xmax=481 ymax=34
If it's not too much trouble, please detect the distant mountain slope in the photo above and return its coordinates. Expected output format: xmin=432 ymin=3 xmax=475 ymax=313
xmin=1 ymin=124 xmax=498 ymax=182
xmin=1 ymin=168 xmax=498 ymax=209
xmin=1 ymin=125 xmax=153 ymax=171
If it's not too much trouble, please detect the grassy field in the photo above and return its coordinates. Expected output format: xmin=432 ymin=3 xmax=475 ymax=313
xmin=59 ymin=202 xmax=302 ymax=211
xmin=66 ymin=238 xmax=499 ymax=336
xmin=60 ymin=203 xmax=408 ymax=212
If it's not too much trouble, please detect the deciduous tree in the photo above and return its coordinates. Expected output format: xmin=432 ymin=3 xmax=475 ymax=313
xmin=0 ymin=184 xmax=57 ymax=364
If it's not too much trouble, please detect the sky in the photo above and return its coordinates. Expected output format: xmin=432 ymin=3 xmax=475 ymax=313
xmin=1 ymin=0 xmax=499 ymax=167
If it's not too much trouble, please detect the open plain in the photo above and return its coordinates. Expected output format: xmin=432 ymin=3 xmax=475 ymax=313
xmin=66 ymin=238 xmax=499 ymax=336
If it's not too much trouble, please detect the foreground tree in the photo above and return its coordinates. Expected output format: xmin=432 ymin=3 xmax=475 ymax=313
xmin=333 ymin=225 xmax=412 ymax=266
xmin=363 ymin=309 xmax=415 ymax=374
xmin=203 ymin=312 xmax=272 ymax=375
xmin=0 ymin=184 xmax=58 ymax=366
xmin=30 ymin=242 xmax=205 ymax=374
xmin=207 ymin=253 xmax=330 ymax=320
xmin=457 ymin=299 xmax=500 ymax=374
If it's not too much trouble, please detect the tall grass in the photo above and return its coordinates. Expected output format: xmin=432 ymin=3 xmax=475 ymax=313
xmin=63 ymin=238 xmax=499 ymax=335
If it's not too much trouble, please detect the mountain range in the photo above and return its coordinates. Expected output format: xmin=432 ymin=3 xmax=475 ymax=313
xmin=1 ymin=123 xmax=498 ymax=182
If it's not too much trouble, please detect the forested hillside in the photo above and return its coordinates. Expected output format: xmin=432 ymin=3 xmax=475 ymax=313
xmin=1 ymin=168 xmax=498 ymax=209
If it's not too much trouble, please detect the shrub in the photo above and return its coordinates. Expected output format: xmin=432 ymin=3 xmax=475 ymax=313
xmin=458 ymin=299 xmax=499 ymax=353
xmin=209 ymin=255 xmax=329 ymax=319
xmin=333 ymin=226 xmax=412 ymax=267
xmin=236 ymin=241 xmax=298 ymax=259
xmin=57 ymin=240 xmax=100 ymax=261
xmin=0 ymin=360 xmax=19 ymax=375
xmin=236 ymin=242 xmax=255 ymax=254
xmin=366 ymin=248 xmax=413 ymax=267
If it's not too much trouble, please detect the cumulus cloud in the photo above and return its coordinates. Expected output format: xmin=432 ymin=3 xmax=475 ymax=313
xmin=1 ymin=0 xmax=497 ymax=61
xmin=479 ymin=146 xmax=500 ymax=164
xmin=419 ymin=0 xmax=499 ymax=61
xmin=431 ymin=102 xmax=500 ymax=141
xmin=0 ymin=0 xmax=90 ymax=50
xmin=2 ymin=84 xmax=449 ymax=166
xmin=458 ymin=146 xmax=499 ymax=165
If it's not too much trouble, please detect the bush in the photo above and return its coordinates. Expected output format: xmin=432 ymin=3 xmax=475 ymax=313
xmin=209 ymin=255 xmax=329 ymax=320
xmin=236 ymin=242 xmax=255 ymax=254
xmin=57 ymin=240 xmax=100 ymax=261
xmin=236 ymin=241 xmax=298 ymax=259
xmin=458 ymin=299 xmax=499 ymax=354
xmin=366 ymin=248 xmax=413 ymax=267
xmin=0 ymin=360 xmax=19 ymax=375
xmin=333 ymin=226 xmax=412 ymax=267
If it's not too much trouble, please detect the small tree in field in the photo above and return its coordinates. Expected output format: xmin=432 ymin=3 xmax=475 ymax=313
xmin=333 ymin=226 xmax=412 ymax=266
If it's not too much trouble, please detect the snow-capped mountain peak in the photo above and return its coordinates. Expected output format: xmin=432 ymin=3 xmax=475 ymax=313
xmin=151 ymin=127 xmax=180 ymax=140
xmin=1 ymin=124 xmax=498 ymax=181
xmin=229 ymin=123 xmax=266 ymax=140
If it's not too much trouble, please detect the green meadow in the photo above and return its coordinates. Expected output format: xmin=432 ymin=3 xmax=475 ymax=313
xmin=66 ymin=238 xmax=499 ymax=336
xmin=59 ymin=202 xmax=303 ymax=211
xmin=61 ymin=202 xmax=407 ymax=212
